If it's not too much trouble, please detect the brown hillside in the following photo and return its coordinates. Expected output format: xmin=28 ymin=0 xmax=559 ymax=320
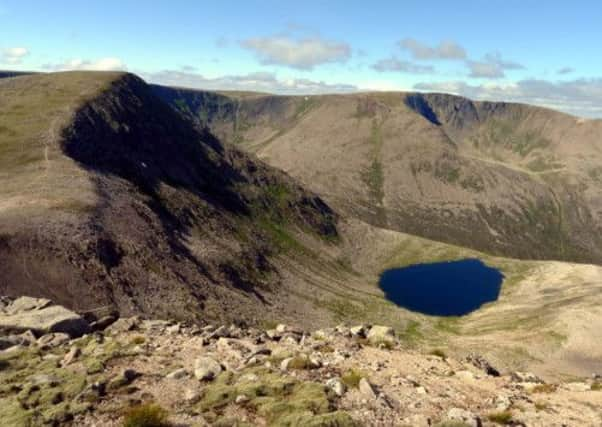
xmin=155 ymin=87 xmax=602 ymax=264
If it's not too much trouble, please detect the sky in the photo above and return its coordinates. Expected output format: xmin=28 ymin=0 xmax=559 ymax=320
xmin=2 ymin=1 xmax=602 ymax=117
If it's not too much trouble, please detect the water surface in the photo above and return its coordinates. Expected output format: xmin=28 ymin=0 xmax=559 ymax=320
xmin=379 ymin=259 xmax=503 ymax=316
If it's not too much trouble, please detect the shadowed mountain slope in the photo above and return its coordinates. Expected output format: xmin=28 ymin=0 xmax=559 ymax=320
xmin=155 ymin=86 xmax=602 ymax=264
xmin=0 ymin=72 xmax=342 ymax=324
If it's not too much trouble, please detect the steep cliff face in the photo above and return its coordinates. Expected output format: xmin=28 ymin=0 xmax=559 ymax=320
xmin=156 ymin=86 xmax=602 ymax=264
xmin=0 ymin=72 xmax=338 ymax=324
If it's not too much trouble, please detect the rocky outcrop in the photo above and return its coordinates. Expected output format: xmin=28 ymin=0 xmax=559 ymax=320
xmin=2 ymin=308 xmax=601 ymax=426
xmin=0 ymin=296 xmax=90 ymax=338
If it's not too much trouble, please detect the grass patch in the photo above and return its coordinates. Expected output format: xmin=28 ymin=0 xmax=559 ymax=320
xmin=122 ymin=403 xmax=170 ymax=427
xmin=434 ymin=422 xmax=473 ymax=427
xmin=428 ymin=349 xmax=447 ymax=360
xmin=530 ymin=383 xmax=557 ymax=394
xmin=197 ymin=367 xmax=350 ymax=425
xmin=591 ymin=382 xmax=602 ymax=391
xmin=341 ymin=369 xmax=366 ymax=389
xmin=130 ymin=335 xmax=146 ymax=345
xmin=487 ymin=411 xmax=513 ymax=425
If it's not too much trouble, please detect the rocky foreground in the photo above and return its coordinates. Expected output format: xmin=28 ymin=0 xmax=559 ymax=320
xmin=1 ymin=297 xmax=601 ymax=426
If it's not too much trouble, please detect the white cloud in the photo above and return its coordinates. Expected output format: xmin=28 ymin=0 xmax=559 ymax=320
xmin=399 ymin=38 xmax=466 ymax=60
xmin=372 ymin=57 xmax=434 ymax=74
xmin=241 ymin=35 xmax=351 ymax=70
xmin=467 ymin=52 xmax=524 ymax=78
xmin=1 ymin=47 xmax=29 ymax=64
xmin=414 ymin=78 xmax=602 ymax=118
xmin=143 ymin=70 xmax=357 ymax=94
xmin=43 ymin=57 xmax=126 ymax=71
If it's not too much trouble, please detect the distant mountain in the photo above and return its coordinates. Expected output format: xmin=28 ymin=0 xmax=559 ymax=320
xmin=155 ymin=86 xmax=602 ymax=264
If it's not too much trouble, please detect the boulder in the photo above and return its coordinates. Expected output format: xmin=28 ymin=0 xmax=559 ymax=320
xmin=194 ymin=356 xmax=222 ymax=380
xmin=366 ymin=325 xmax=396 ymax=347
xmin=37 ymin=332 xmax=70 ymax=349
xmin=358 ymin=378 xmax=377 ymax=399
xmin=326 ymin=378 xmax=347 ymax=397
xmin=350 ymin=325 xmax=367 ymax=338
xmin=166 ymin=368 xmax=188 ymax=380
xmin=0 ymin=297 xmax=90 ymax=338
xmin=105 ymin=317 xmax=140 ymax=335
xmin=61 ymin=346 xmax=81 ymax=366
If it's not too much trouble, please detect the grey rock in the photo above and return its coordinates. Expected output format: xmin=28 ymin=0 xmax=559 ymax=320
xmin=194 ymin=356 xmax=222 ymax=380
xmin=511 ymin=371 xmax=543 ymax=384
xmin=280 ymin=357 xmax=294 ymax=371
xmin=359 ymin=378 xmax=377 ymax=399
xmin=326 ymin=377 xmax=346 ymax=397
xmin=184 ymin=388 xmax=201 ymax=404
xmin=350 ymin=325 xmax=367 ymax=338
xmin=37 ymin=332 xmax=70 ymax=349
xmin=235 ymin=394 xmax=250 ymax=404
xmin=166 ymin=368 xmax=188 ymax=380
xmin=105 ymin=317 xmax=140 ymax=335
xmin=3 ymin=296 xmax=52 ymax=314
xmin=61 ymin=346 xmax=81 ymax=366
xmin=0 ymin=297 xmax=90 ymax=338
xmin=366 ymin=325 xmax=396 ymax=347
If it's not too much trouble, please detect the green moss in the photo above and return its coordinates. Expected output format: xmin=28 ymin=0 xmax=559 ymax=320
xmin=197 ymin=367 xmax=347 ymax=425
xmin=429 ymin=349 xmax=447 ymax=360
xmin=399 ymin=320 xmax=423 ymax=344
xmin=530 ymin=383 xmax=557 ymax=394
xmin=122 ymin=403 xmax=170 ymax=427
xmin=340 ymin=369 xmax=365 ymax=389
xmin=487 ymin=411 xmax=514 ymax=425
xmin=0 ymin=397 xmax=32 ymax=427
xmin=277 ymin=410 xmax=357 ymax=427
xmin=84 ymin=358 xmax=105 ymax=374
xmin=130 ymin=335 xmax=146 ymax=345
xmin=433 ymin=422 xmax=473 ymax=427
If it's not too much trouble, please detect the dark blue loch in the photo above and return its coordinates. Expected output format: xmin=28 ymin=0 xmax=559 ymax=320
xmin=379 ymin=259 xmax=504 ymax=316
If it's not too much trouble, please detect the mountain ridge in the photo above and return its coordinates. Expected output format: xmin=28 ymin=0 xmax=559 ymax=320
xmin=153 ymin=85 xmax=602 ymax=265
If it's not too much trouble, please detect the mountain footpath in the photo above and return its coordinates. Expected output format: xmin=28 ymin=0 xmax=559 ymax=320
xmin=1 ymin=296 xmax=601 ymax=426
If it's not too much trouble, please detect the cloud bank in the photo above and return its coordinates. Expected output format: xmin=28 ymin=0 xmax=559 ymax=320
xmin=144 ymin=70 xmax=357 ymax=94
xmin=414 ymin=78 xmax=602 ymax=118
xmin=241 ymin=35 xmax=351 ymax=70
xmin=399 ymin=38 xmax=466 ymax=60
xmin=43 ymin=57 xmax=126 ymax=71
xmin=371 ymin=57 xmax=434 ymax=74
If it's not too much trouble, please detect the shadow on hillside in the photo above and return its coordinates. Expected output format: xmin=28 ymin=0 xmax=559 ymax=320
xmin=60 ymin=75 xmax=272 ymax=300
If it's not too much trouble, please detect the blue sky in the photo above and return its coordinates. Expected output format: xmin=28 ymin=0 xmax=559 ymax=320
xmin=2 ymin=1 xmax=602 ymax=116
